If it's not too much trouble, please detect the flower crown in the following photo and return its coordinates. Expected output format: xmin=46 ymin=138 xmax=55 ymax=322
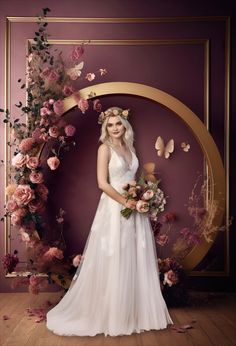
xmin=98 ymin=108 xmax=130 ymax=124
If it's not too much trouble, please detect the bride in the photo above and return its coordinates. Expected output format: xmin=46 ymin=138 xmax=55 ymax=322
xmin=46 ymin=106 xmax=174 ymax=337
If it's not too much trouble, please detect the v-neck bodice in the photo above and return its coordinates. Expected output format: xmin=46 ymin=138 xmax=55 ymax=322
xmin=107 ymin=145 xmax=139 ymax=193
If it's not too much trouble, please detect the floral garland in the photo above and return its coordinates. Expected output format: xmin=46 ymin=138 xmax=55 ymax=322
xmin=0 ymin=8 xmax=106 ymax=293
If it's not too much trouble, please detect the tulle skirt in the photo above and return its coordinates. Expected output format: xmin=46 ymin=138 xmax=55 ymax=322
xmin=46 ymin=192 xmax=173 ymax=337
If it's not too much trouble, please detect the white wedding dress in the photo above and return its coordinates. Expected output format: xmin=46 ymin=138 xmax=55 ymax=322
xmin=46 ymin=145 xmax=174 ymax=337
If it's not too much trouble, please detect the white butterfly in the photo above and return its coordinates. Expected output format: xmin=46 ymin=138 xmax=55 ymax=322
xmin=181 ymin=142 xmax=190 ymax=152
xmin=155 ymin=136 xmax=174 ymax=159
xmin=66 ymin=61 xmax=84 ymax=80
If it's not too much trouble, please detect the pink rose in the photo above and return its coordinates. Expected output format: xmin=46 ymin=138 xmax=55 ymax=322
xmin=53 ymin=99 xmax=64 ymax=116
xmin=85 ymin=73 xmax=95 ymax=82
xmin=26 ymin=156 xmax=40 ymax=169
xmin=163 ymin=270 xmax=179 ymax=287
xmin=49 ymin=98 xmax=55 ymax=105
xmin=142 ymin=189 xmax=154 ymax=201
xmin=72 ymin=254 xmax=82 ymax=267
xmin=70 ymin=45 xmax=84 ymax=62
xmin=13 ymin=185 xmax=35 ymax=206
xmin=36 ymin=184 xmax=49 ymax=201
xmin=47 ymin=156 xmax=60 ymax=170
xmin=28 ymin=198 xmax=45 ymax=213
xmin=11 ymin=208 xmax=27 ymax=226
xmin=62 ymin=84 xmax=74 ymax=96
xmin=64 ymin=124 xmax=76 ymax=137
xmin=136 ymin=200 xmax=149 ymax=213
xmin=48 ymin=126 xmax=60 ymax=138
xmin=93 ymin=99 xmax=102 ymax=112
xmin=12 ymin=153 xmax=28 ymax=168
xmin=156 ymin=234 xmax=169 ymax=246
xmin=6 ymin=198 xmax=18 ymax=212
xmin=19 ymin=138 xmax=35 ymax=152
xmin=29 ymin=171 xmax=44 ymax=184
xmin=77 ymin=98 xmax=89 ymax=114
xmin=40 ymin=107 xmax=48 ymax=116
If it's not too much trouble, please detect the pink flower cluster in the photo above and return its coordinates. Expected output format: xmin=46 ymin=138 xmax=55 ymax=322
xmin=1 ymin=251 xmax=19 ymax=274
xmin=179 ymin=227 xmax=202 ymax=246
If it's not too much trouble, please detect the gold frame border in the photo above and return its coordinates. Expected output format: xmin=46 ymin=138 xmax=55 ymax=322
xmin=3 ymin=16 xmax=230 ymax=278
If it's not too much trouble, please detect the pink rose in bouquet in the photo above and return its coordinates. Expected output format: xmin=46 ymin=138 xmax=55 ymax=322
xmin=142 ymin=189 xmax=154 ymax=201
xmin=28 ymin=198 xmax=45 ymax=213
xmin=136 ymin=200 xmax=149 ymax=213
xmin=6 ymin=198 xmax=18 ymax=212
xmin=36 ymin=184 xmax=49 ymax=201
xmin=53 ymin=99 xmax=64 ymax=116
xmin=10 ymin=208 xmax=27 ymax=226
xmin=77 ymin=98 xmax=89 ymax=114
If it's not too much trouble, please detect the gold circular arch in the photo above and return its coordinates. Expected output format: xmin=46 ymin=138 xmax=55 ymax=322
xmin=61 ymin=81 xmax=225 ymax=272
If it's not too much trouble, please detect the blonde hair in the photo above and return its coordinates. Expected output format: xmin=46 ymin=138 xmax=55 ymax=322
xmin=98 ymin=106 xmax=135 ymax=152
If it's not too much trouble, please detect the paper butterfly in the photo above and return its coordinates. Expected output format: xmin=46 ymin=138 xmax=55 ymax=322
xmin=66 ymin=61 xmax=84 ymax=80
xmin=143 ymin=162 xmax=157 ymax=182
xmin=155 ymin=136 xmax=174 ymax=159
xmin=181 ymin=142 xmax=190 ymax=152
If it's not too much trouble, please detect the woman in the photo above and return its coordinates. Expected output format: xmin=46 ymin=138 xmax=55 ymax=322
xmin=46 ymin=106 xmax=174 ymax=337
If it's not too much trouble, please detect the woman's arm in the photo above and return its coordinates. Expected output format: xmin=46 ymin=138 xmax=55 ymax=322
xmin=97 ymin=144 xmax=136 ymax=209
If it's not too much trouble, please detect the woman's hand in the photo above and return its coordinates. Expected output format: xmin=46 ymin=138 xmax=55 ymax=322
xmin=124 ymin=199 xmax=137 ymax=210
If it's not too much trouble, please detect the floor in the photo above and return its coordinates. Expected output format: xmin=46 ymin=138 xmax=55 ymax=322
xmin=0 ymin=291 xmax=236 ymax=346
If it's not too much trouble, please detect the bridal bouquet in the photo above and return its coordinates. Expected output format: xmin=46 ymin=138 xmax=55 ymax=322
xmin=121 ymin=177 xmax=166 ymax=219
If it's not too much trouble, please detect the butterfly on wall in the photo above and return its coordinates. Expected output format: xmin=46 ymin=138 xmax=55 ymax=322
xmin=142 ymin=162 xmax=157 ymax=182
xmin=155 ymin=136 xmax=174 ymax=159
xmin=181 ymin=142 xmax=191 ymax=152
xmin=66 ymin=61 xmax=84 ymax=80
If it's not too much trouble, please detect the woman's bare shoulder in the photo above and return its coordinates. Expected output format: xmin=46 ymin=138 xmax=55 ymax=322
xmin=98 ymin=143 xmax=111 ymax=159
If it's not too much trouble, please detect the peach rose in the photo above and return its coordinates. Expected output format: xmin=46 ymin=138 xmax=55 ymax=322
xmin=47 ymin=156 xmax=60 ymax=170
xmin=26 ymin=156 xmax=40 ymax=169
xmin=11 ymin=208 xmax=27 ymax=226
xmin=49 ymin=126 xmax=60 ymax=138
xmin=6 ymin=198 xmax=18 ymax=212
xmin=29 ymin=171 xmax=44 ymax=184
xmin=13 ymin=184 xmax=35 ymax=206
xmin=136 ymin=200 xmax=149 ymax=213
xmin=163 ymin=270 xmax=179 ymax=287
xmin=12 ymin=153 xmax=29 ymax=168
xmin=142 ymin=189 xmax=154 ymax=201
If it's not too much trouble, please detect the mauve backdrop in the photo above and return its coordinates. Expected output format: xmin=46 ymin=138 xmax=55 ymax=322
xmin=0 ymin=0 xmax=235 ymax=292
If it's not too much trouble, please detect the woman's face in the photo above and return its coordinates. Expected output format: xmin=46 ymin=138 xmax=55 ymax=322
xmin=106 ymin=116 xmax=126 ymax=140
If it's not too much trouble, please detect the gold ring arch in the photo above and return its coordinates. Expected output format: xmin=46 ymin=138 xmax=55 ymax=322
xmin=61 ymin=81 xmax=225 ymax=272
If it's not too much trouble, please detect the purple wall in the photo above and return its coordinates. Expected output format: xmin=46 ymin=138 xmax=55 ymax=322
xmin=0 ymin=0 xmax=235 ymax=292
